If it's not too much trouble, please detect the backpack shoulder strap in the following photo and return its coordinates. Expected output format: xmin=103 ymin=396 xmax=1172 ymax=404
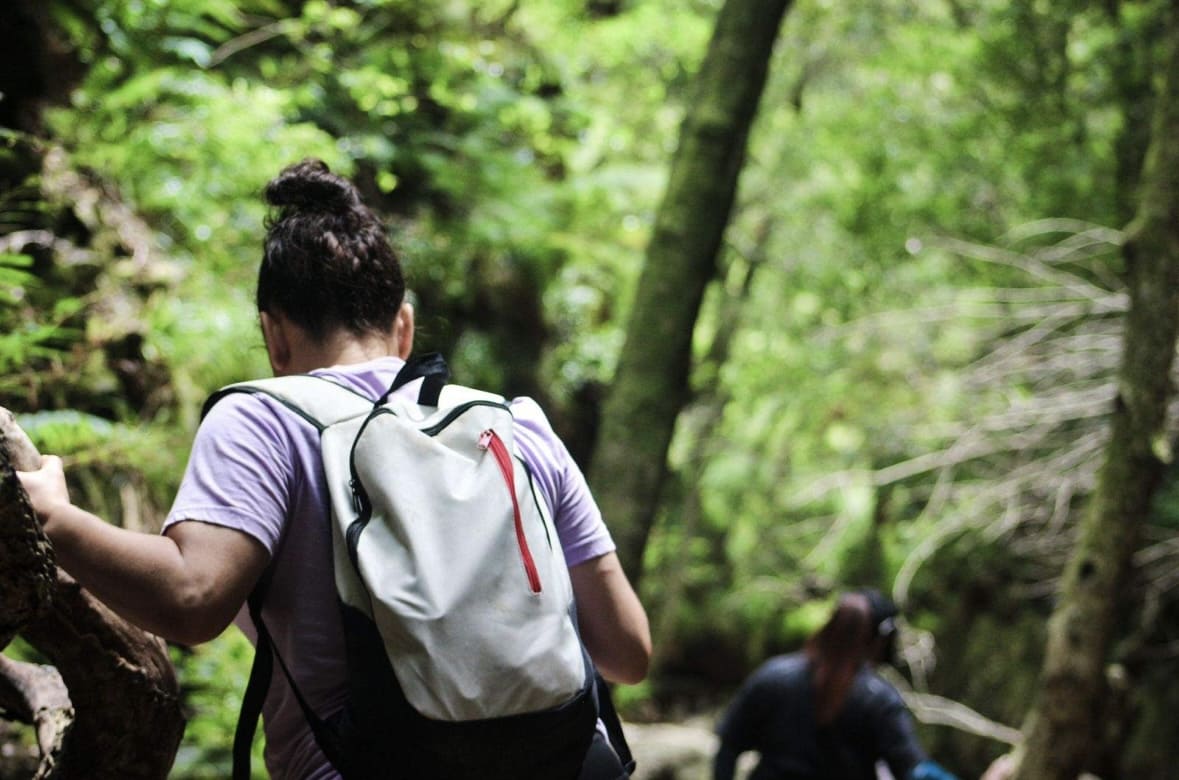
xmin=594 ymin=670 xmax=636 ymax=775
xmin=203 ymin=375 xmax=375 ymax=430
xmin=437 ymin=383 xmax=507 ymax=408
xmin=233 ymin=577 xmax=352 ymax=780
xmin=374 ymin=352 xmax=507 ymax=409
xmin=377 ymin=352 xmax=449 ymax=406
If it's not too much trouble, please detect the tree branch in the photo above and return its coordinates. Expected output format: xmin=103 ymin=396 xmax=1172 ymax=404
xmin=0 ymin=408 xmax=184 ymax=778
xmin=0 ymin=655 xmax=72 ymax=779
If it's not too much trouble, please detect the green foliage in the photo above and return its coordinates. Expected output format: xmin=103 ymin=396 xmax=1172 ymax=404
xmin=612 ymin=677 xmax=654 ymax=714
xmin=2 ymin=636 xmax=45 ymax=665
xmin=16 ymin=410 xmax=114 ymax=454
xmin=0 ymin=137 xmax=83 ymax=395
xmin=1147 ymin=460 xmax=1179 ymax=532
xmin=15 ymin=409 xmax=187 ymax=523
xmin=18 ymin=408 xmax=178 ymax=471
xmin=7 ymin=0 xmax=1176 ymax=772
xmin=780 ymin=598 xmax=830 ymax=643
xmin=0 ymin=253 xmax=33 ymax=303
xmin=170 ymin=632 xmax=264 ymax=779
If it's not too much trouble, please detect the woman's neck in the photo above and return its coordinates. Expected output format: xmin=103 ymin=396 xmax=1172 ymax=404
xmin=286 ymin=332 xmax=399 ymax=374
xmin=262 ymin=305 xmax=414 ymax=376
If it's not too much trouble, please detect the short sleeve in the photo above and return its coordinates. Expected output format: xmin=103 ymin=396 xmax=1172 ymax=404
xmin=509 ymin=396 xmax=615 ymax=567
xmin=164 ymin=393 xmax=298 ymax=552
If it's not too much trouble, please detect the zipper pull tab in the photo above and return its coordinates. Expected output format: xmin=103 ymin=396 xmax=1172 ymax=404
xmin=477 ymin=429 xmax=493 ymax=450
xmin=349 ymin=478 xmax=363 ymax=514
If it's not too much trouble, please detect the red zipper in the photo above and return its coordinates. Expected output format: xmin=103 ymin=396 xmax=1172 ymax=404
xmin=478 ymin=429 xmax=542 ymax=594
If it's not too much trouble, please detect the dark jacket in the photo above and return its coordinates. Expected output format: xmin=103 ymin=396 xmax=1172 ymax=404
xmin=715 ymin=653 xmax=926 ymax=780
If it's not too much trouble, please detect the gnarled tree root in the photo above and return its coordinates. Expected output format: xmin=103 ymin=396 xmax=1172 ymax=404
xmin=0 ymin=408 xmax=185 ymax=779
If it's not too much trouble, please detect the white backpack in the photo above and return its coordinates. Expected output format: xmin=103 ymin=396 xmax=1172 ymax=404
xmin=215 ymin=355 xmax=599 ymax=779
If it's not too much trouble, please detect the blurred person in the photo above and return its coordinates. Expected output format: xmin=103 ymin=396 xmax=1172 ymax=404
xmin=713 ymin=589 xmax=956 ymax=780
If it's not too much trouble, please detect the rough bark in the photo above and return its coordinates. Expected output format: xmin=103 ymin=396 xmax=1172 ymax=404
xmin=587 ymin=0 xmax=793 ymax=581
xmin=0 ymin=418 xmax=67 ymax=779
xmin=0 ymin=413 xmax=57 ymax=648
xmin=0 ymin=411 xmax=185 ymax=779
xmin=19 ymin=576 xmax=186 ymax=779
xmin=1012 ymin=3 xmax=1179 ymax=778
xmin=649 ymin=219 xmax=770 ymax=673
xmin=0 ymin=655 xmax=73 ymax=779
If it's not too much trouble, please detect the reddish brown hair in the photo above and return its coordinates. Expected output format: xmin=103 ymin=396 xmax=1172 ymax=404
xmin=805 ymin=593 xmax=877 ymax=725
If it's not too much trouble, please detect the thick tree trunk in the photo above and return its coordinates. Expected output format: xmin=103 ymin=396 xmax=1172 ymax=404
xmin=1013 ymin=3 xmax=1179 ymax=778
xmin=648 ymin=219 xmax=771 ymax=673
xmin=588 ymin=0 xmax=793 ymax=581
xmin=19 ymin=576 xmax=186 ymax=779
xmin=0 ymin=415 xmax=57 ymax=648
xmin=0 ymin=413 xmax=185 ymax=779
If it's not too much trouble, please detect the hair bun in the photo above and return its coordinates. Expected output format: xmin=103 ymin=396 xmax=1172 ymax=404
xmin=265 ymin=158 xmax=359 ymax=212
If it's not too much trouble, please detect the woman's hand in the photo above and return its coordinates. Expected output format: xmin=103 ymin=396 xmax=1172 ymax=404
xmin=15 ymin=455 xmax=72 ymax=526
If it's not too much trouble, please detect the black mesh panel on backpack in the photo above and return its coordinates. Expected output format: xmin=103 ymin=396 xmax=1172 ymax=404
xmin=329 ymin=603 xmax=599 ymax=780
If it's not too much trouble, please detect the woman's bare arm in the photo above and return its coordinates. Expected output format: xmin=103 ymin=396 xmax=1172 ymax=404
xmin=17 ymin=455 xmax=268 ymax=645
xmin=569 ymin=551 xmax=651 ymax=684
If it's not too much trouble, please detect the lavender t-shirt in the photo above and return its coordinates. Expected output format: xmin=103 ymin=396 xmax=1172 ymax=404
xmin=163 ymin=356 xmax=615 ymax=779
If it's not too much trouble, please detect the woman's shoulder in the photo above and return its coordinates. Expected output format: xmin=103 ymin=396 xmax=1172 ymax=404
xmin=197 ymin=381 xmax=326 ymax=472
xmin=507 ymin=396 xmax=566 ymax=452
xmin=752 ymin=652 xmax=810 ymax=684
xmin=852 ymin=666 xmax=908 ymax=711
xmin=507 ymin=394 xmax=548 ymax=424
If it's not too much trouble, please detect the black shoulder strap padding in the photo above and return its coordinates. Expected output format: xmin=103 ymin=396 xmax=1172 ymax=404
xmin=595 ymin=671 xmax=636 ymax=774
xmin=232 ymin=578 xmax=354 ymax=779
xmin=232 ymin=635 xmax=271 ymax=780
xmin=376 ymin=352 xmax=449 ymax=407
xmin=232 ymin=583 xmax=274 ymax=780
xmin=202 ymin=386 xmax=241 ymax=421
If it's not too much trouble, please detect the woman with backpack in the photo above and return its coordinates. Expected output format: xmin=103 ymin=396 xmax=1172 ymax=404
xmin=713 ymin=590 xmax=957 ymax=780
xmin=17 ymin=158 xmax=651 ymax=779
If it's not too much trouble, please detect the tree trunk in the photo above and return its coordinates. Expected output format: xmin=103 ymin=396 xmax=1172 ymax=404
xmin=587 ymin=0 xmax=793 ymax=581
xmin=1105 ymin=0 xmax=1161 ymax=227
xmin=0 ymin=415 xmax=57 ymax=648
xmin=1013 ymin=3 xmax=1179 ymax=777
xmin=0 ymin=413 xmax=186 ymax=779
xmin=648 ymin=218 xmax=771 ymax=673
xmin=0 ymin=0 xmax=84 ymax=134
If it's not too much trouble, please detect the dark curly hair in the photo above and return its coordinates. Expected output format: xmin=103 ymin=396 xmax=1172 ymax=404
xmin=257 ymin=158 xmax=406 ymax=341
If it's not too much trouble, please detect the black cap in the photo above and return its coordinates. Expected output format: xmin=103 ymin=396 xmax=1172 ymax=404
xmin=857 ymin=588 xmax=899 ymax=637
